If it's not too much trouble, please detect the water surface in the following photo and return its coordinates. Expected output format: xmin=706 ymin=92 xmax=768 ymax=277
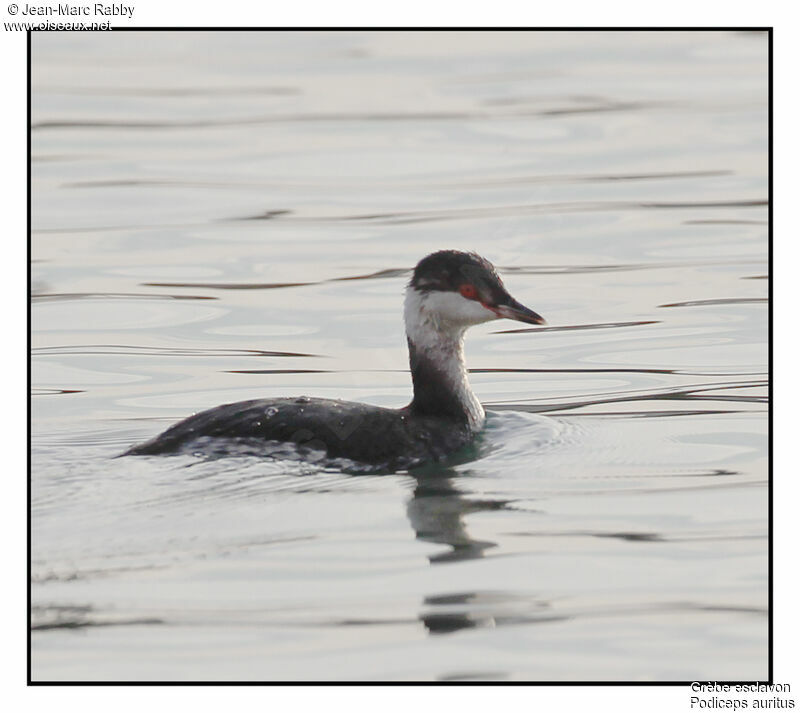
xmin=31 ymin=30 xmax=768 ymax=682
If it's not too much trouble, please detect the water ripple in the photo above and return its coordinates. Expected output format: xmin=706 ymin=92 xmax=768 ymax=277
xmin=32 ymin=344 xmax=320 ymax=358
xmin=659 ymin=297 xmax=768 ymax=308
xmin=230 ymin=198 xmax=767 ymax=226
xmin=32 ymin=292 xmax=217 ymax=302
xmin=488 ymin=378 xmax=768 ymax=415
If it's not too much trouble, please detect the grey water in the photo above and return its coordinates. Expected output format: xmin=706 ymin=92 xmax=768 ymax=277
xmin=30 ymin=30 xmax=768 ymax=682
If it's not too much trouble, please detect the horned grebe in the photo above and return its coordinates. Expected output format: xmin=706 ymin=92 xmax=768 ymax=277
xmin=123 ymin=251 xmax=545 ymax=469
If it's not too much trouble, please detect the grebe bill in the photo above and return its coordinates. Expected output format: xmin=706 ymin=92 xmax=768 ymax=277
xmin=123 ymin=250 xmax=545 ymax=468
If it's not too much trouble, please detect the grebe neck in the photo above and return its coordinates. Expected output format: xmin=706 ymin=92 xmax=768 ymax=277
xmin=404 ymin=289 xmax=485 ymax=430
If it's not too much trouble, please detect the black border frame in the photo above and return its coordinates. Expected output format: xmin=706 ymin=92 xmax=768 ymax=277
xmin=27 ymin=26 xmax=773 ymax=687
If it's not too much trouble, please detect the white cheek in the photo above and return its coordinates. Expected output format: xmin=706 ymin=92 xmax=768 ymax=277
xmin=423 ymin=291 xmax=497 ymax=326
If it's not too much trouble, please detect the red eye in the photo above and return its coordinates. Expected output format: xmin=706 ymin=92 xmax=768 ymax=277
xmin=459 ymin=284 xmax=478 ymax=300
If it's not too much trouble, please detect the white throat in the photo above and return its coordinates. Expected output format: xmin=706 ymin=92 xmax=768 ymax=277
xmin=404 ymin=288 xmax=488 ymax=430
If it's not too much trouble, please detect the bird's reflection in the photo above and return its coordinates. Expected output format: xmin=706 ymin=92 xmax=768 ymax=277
xmin=406 ymin=465 xmax=509 ymax=564
xmin=406 ymin=465 xmax=512 ymax=635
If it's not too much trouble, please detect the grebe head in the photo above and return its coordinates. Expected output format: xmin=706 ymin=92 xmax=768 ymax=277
xmin=405 ymin=250 xmax=545 ymax=336
xmin=403 ymin=251 xmax=545 ymax=428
